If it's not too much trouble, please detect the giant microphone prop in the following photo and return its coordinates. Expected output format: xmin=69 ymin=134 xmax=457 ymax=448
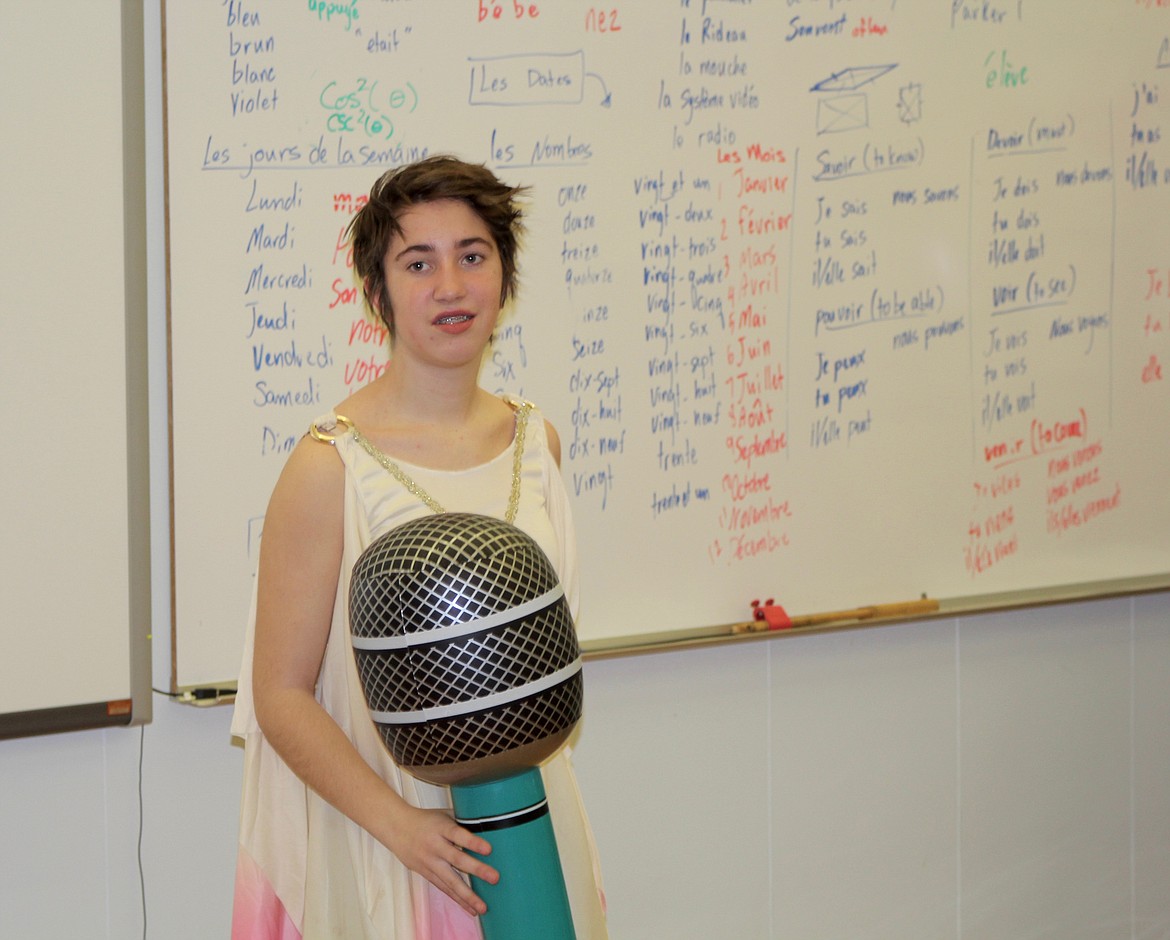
xmin=348 ymin=512 xmax=582 ymax=940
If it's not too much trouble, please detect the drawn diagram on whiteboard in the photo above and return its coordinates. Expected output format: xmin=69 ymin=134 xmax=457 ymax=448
xmin=468 ymin=51 xmax=613 ymax=107
xmin=810 ymin=64 xmax=896 ymax=135
xmin=1158 ymin=37 xmax=1170 ymax=69
xmin=898 ymin=82 xmax=924 ymax=125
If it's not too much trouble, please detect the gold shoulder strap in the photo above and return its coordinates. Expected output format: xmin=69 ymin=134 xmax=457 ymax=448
xmin=308 ymin=414 xmax=354 ymax=445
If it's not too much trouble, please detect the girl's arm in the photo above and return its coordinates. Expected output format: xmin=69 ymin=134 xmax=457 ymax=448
xmin=250 ymin=435 xmax=498 ymax=917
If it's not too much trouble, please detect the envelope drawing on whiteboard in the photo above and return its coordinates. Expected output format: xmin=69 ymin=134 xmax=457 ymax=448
xmin=817 ymin=94 xmax=869 ymax=134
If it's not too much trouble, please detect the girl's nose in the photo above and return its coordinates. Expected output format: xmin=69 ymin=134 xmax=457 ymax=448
xmin=434 ymin=261 xmax=466 ymax=299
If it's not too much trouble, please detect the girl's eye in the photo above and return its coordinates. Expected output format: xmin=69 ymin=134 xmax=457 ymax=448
xmin=463 ymin=252 xmax=483 ymax=265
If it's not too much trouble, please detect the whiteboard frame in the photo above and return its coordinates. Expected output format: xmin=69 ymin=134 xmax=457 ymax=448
xmin=580 ymin=573 xmax=1170 ymax=659
xmin=0 ymin=1 xmax=153 ymax=740
xmin=157 ymin=1 xmax=1170 ymax=692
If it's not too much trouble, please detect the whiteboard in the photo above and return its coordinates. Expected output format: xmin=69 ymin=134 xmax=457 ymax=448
xmin=0 ymin=1 xmax=150 ymax=736
xmin=163 ymin=0 xmax=1170 ymax=688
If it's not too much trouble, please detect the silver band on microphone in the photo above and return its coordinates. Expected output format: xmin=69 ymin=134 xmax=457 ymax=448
xmin=370 ymin=658 xmax=582 ymax=725
xmin=351 ymin=585 xmax=565 ymax=652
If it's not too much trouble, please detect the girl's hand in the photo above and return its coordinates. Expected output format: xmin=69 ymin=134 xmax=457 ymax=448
xmin=386 ymin=804 xmax=499 ymax=917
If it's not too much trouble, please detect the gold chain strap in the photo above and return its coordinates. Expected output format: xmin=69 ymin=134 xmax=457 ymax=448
xmin=505 ymin=402 xmax=529 ymax=523
xmin=312 ymin=402 xmax=530 ymax=524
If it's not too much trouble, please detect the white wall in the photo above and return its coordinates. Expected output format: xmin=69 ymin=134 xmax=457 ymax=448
xmin=2 ymin=593 xmax=1167 ymax=939
xmin=574 ymin=593 xmax=1170 ymax=939
xmin=1 ymin=4 xmax=1166 ymax=938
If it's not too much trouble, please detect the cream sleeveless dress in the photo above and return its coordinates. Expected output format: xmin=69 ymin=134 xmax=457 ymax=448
xmin=230 ymin=400 xmax=607 ymax=939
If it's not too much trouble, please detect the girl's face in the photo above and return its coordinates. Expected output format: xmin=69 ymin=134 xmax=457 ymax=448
xmin=380 ymin=198 xmax=504 ymax=369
